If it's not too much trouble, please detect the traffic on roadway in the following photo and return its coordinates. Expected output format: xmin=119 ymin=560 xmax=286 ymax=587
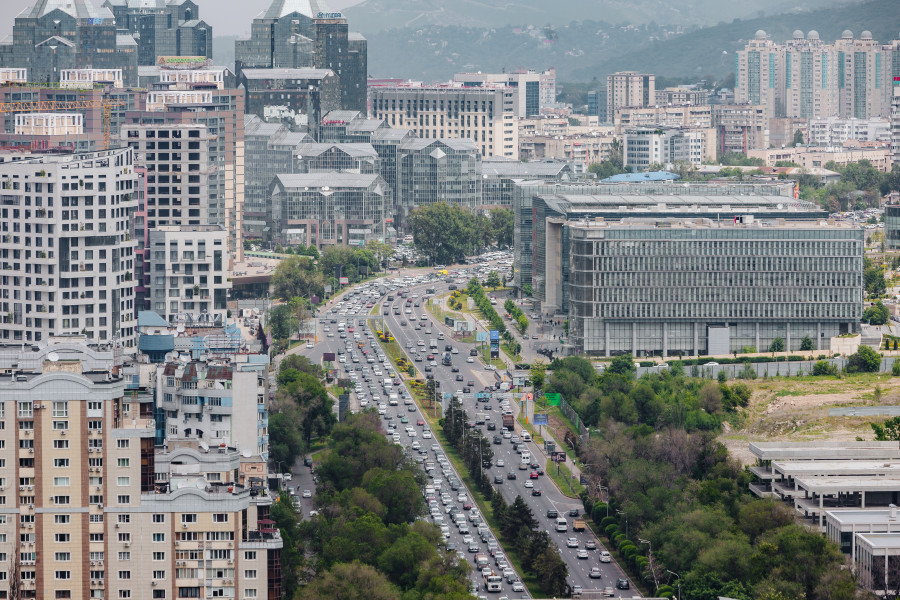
xmin=291 ymin=253 xmax=640 ymax=598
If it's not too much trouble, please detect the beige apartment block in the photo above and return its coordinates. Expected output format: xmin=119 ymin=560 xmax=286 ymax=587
xmin=748 ymin=145 xmax=893 ymax=170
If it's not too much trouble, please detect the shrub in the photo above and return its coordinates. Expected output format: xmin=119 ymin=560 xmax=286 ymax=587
xmin=604 ymin=524 xmax=619 ymax=538
xmin=599 ymin=516 xmax=616 ymax=529
xmin=892 ymin=361 xmax=900 ymax=377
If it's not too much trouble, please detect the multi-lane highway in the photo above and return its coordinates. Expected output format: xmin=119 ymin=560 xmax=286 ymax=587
xmin=290 ymin=265 xmax=639 ymax=597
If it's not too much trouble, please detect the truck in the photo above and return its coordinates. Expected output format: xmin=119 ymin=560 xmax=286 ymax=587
xmin=474 ymin=553 xmax=490 ymax=569
xmin=429 ymin=338 xmax=438 ymax=350
xmin=483 ymin=571 xmax=502 ymax=592
xmin=442 ymin=352 xmax=452 ymax=366
xmin=502 ymin=414 xmax=515 ymax=431
xmin=573 ymin=518 xmax=587 ymax=532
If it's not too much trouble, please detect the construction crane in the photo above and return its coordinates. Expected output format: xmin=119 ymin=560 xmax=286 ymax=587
xmin=0 ymin=98 xmax=126 ymax=150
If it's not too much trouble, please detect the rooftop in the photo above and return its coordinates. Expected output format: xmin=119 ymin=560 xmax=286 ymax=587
xmin=20 ymin=0 xmax=113 ymax=20
xmin=566 ymin=217 xmax=861 ymax=231
xmin=541 ymin=194 xmax=822 ymax=213
xmin=854 ymin=533 xmax=900 ymax=550
xmin=826 ymin=509 xmax=900 ymax=526
xmin=602 ymin=171 xmax=681 ymax=183
xmin=750 ymin=441 xmax=900 ymax=461
xmin=241 ymin=68 xmax=333 ymax=80
xmin=275 ymin=172 xmax=379 ymax=188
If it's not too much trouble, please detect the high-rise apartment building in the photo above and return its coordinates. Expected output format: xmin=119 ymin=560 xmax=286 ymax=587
xmin=606 ymin=72 xmax=655 ymax=119
xmin=147 ymin=225 xmax=231 ymax=326
xmin=0 ymin=147 xmax=138 ymax=348
xmin=0 ymin=341 xmax=282 ymax=600
xmin=235 ymin=0 xmax=368 ymax=112
xmin=891 ymin=78 xmax=900 ymax=166
xmin=102 ymin=0 xmax=212 ymax=66
xmin=622 ymin=126 xmax=713 ymax=169
xmin=711 ymin=104 xmax=768 ymax=156
xmin=736 ymin=30 xmax=900 ymax=121
xmin=654 ymin=87 xmax=708 ymax=106
xmin=370 ymin=85 xmax=519 ymax=159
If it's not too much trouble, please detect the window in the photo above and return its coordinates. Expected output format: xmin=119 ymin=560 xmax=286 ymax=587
xmin=118 ymin=571 xmax=131 ymax=580
xmin=54 ymin=515 xmax=70 ymax=524
xmin=244 ymin=551 xmax=256 ymax=561
xmin=117 ymin=458 xmax=129 ymax=467
xmin=17 ymin=401 xmax=33 ymax=418
xmin=54 ymin=534 xmax=70 ymax=543
xmin=88 ymin=401 xmax=102 ymax=411
xmin=152 ymin=533 xmax=165 ymax=542
xmin=117 ymin=440 xmax=129 ymax=449
xmin=54 ymin=552 xmax=70 ymax=561
xmin=244 ymin=591 xmax=257 ymax=599
xmin=212 ymin=513 xmax=228 ymax=523
xmin=117 ymin=552 xmax=130 ymax=561
xmin=56 ymin=592 xmax=72 ymax=599
xmin=117 ymin=495 xmax=130 ymax=504
xmin=54 ymin=459 xmax=69 ymax=468
xmin=244 ymin=570 xmax=257 ymax=579
xmin=53 ymin=477 xmax=69 ymax=487
xmin=119 ymin=591 xmax=131 ymax=599
xmin=53 ymin=440 xmax=69 ymax=449
xmin=52 ymin=401 xmax=68 ymax=417
xmin=153 ymin=570 xmax=165 ymax=580
xmin=181 ymin=514 xmax=197 ymax=524
xmin=52 ymin=496 xmax=70 ymax=505
xmin=55 ymin=571 xmax=71 ymax=580
xmin=89 ymin=533 xmax=104 ymax=542
xmin=117 ymin=533 xmax=130 ymax=543
xmin=152 ymin=552 xmax=165 ymax=561
xmin=117 ymin=515 xmax=130 ymax=524
xmin=117 ymin=477 xmax=130 ymax=487
xmin=52 ymin=421 xmax=68 ymax=431
xmin=152 ymin=514 xmax=165 ymax=523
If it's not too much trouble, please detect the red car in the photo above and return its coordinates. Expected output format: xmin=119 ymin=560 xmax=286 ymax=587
xmin=463 ymin=502 xmax=473 ymax=510
xmin=416 ymin=419 xmax=425 ymax=427
xmin=529 ymin=472 xmax=539 ymax=479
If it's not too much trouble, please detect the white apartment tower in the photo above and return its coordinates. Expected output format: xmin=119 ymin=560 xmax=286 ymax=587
xmin=148 ymin=225 xmax=232 ymax=325
xmin=891 ymin=81 xmax=900 ymax=166
xmin=0 ymin=148 xmax=138 ymax=349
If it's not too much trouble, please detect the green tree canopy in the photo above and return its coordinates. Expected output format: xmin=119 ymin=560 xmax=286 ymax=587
xmin=864 ymin=301 xmax=890 ymax=325
xmin=847 ymin=345 xmax=882 ymax=373
xmin=271 ymin=255 xmax=324 ymax=300
xmin=490 ymin=207 xmax=514 ymax=248
xmin=408 ymin=202 xmax=479 ymax=265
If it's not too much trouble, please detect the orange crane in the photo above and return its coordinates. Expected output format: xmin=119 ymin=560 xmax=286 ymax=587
xmin=0 ymin=98 xmax=126 ymax=150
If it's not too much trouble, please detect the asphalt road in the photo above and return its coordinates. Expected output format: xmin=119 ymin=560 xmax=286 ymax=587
xmin=375 ymin=279 xmax=640 ymax=597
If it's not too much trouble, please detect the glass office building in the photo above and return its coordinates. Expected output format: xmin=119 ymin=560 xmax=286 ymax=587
xmin=564 ymin=218 xmax=864 ymax=356
xmin=885 ymin=204 xmax=900 ymax=249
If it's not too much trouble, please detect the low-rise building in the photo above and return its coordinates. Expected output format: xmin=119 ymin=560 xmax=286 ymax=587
xmin=748 ymin=145 xmax=893 ymax=171
xmin=622 ymin=126 xmax=715 ymax=169
xmin=614 ymin=104 xmax=712 ymax=131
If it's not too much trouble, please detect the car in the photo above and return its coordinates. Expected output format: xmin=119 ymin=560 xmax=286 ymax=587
xmin=407 ymin=404 xmax=416 ymax=412
xmin=463 ymin=502 xmax=473 ymax=510
xmin=493 ymin=475 xmax=503 ymax=484
xmin=602 ymin=587 xmax=616 ymax=597
xmin=585 ymin=540 xmax=597 ymax=550
xmin=704 ymin=361 xmax=720 ymax=366
xmin=566 ymin=538 xmax=579 ymax=548
xmin=416 ymin=419 xmax=425 ymax=426
xmin=577 ymin=549 xmax=589 ymax=559
xmin=546 ymin=509 xmax=558 ymax=518
xmin=568 ymin=508 xmax=580 ymax=517
xmin=507 ymin=472 xmax=517 ymax=480
xmin=486 ymin=422 xmax=496 ymax=431
xmin=589 ymin=567 xmax=602 ymax=579
xmin=466 ymin=357 xmax=475 ymax=363
xmin=496 ymin=459 xmax=504 ymax=467
xmin=455 ymin=374 xmax=464 ymax=381
xmin=531 ymin=489 xmax=542 ymax=496
xmin=512 ymin=581 xmax=524 ymax=592
xmin=451 ymin=367 xmax=460 ymax=373
xmin=305 ymin=342 xmax=314 ymax=348
xmin=484 ymin=364 xmax=495 ymax=371
xmin=301 ymin=489 xmax=312 ymax=498
xmin=467 ymin=380 xmax=475 ymax=387
xmin=524 ymin=480 xmax=533 ymax=488
xmin=572 ymin=584 xmax=583 ymax=597
xmin=529 ymin=471 xmax=539 ymax=479
xmin=467 ymin=543 xmax=479 ymax=553
xmin=493 ymin=435 xmax=502 ymax=445
xmin=463 ymin=387 xmax=471 ymax=393
xmin=400 ymin=416 xmax=409 ymax=423
xmin=616 ymin=578 xmax=630 ymax=590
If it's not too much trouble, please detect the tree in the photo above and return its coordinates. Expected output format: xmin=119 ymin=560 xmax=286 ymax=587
xmin=490 ymin=207 xmax=514 ymax=249
xmin=269 ymin=304 xmax=297 ymax=341
xmin=864 ymin=302 xmax=890 ymax=325
xmin=768 ymin=337 xmax=785 ymax=353
xmin=865 ymin=258 xmax=887 ymax=297
xmin=606 ymin=354 xmax=636 ymax=376
xmin=271 ymin=255 xmax=325 ymax=300
xmin=800 ymin=335 xmax=814 ymax=351
xmin=847 ymin=345 xmax=882 ymax=373
xmin=588 ymin=160 xmax=626 ymax=180
xmin=408 ymin=202 xmax=478 ymax=265
xmin=871 ymin=416 xmax=900 ymax=441
xmin=530 ymin=361 xmax=546 ymax=390
xmin=365 ymin=239 xmax=392 ymax=267
xmin=791 ymin=129 xmax=804 ymax=147
xmin=297 ymin=561 xmax=400 ymax=600
xmin=485 ymin=270 xmax=501 ymax=289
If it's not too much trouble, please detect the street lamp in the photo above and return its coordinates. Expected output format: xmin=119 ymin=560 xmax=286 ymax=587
xmin=666 ymin=570 xmax=681 ymax=600
xmin=598 ymin=486 xmax=609 ymax=518
xmin=616 ymin=509 xmax=628 ymax=539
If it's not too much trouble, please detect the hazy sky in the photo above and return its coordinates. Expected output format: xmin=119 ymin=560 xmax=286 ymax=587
xmin=1 ymin=0 xmax=363 ymax=39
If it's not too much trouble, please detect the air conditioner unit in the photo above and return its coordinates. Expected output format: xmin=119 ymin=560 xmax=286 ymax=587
xmin=97 ymin=503 xmax=103 ymax=508
xmin=124 ymin=542 xmax=130 ymax=547
xmin=227 ymin=559 xmax=233 ymax=564
xmin=60 ymin=430 xmax=66 ymax=435
xmin=27 ymin=504 xmax=33 ymax=509
xmin=151 ymin=581 xmax=157 ymax=586
xmin=227 ymin=541 xmax=232 ymax=547
xmin=177 ymin=560 xmax=184 ymax=566
xmin=18 ymin=486 xmax=24 ymax=491
xmin=96 ymin=486 xmax=102 ymax=492
xmin=28 ymin=448 xmax=33 ymax=453
xmin=99 ymin=579 xmax=104 ymax=585
xmin=174 ymin=541 xmax=180 ymax=546
xmin=26 ymin=485 xmax=32 ymax=491
xmin=182 ymin=523 xmax=188 ymax=528
xmin=26 ymin=523 xmax=32 ymax=529
xmin=115 ymin=523 xmax=119 ymax=528
xmin=90 ymin=561 xmax=95 ymax=566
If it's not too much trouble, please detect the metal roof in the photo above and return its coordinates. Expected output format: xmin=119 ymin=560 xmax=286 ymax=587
xmin=540 ymin=194 xmax=821 ymax=214
xmin=261 ymin=0 xmax=330 ymax=20
xmin=602 ymin=171 xmax=681 ymax=183
xmin=241 ymin=68 xmax=333 ymax=80
xmin=275 ymin=172 xmax=380 ymax=188
xmin=21 ymin=0 xmax=113 ymax=19
xmin=295 ymin=142 xmax=377 ymax=159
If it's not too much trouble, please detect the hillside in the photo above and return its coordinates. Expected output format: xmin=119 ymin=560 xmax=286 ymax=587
xmin=345 ymin=0 xmax=844 ymax=36
xmin=358 ymin=0 xmax=900 ymax=84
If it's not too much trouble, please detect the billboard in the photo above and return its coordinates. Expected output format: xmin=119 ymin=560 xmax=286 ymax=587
xmin=490 ymin=329 xmax=500 ymax=359
xmin=322 ymin=352 xmax=336 ymax=363
xmin=455 ymin=320 xmax=473 ymax=332
xmin=534 ymin=413 xmax=549 ymax=426
xmin=445 ymin=317 xmax=455 ymax=327
xmin=545 ymin=393 xmax=561 ymax=406
xmin=476 ymin=331 xmax=488 ymax=342
xmin=551 ymin=451 xmax=567 ymax=463
xmin=339 ymin=277 xmax=349 ymax=285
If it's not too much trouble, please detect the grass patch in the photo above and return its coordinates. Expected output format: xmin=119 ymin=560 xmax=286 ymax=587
xmin=516 ymin=412 xmax=547 ymax=448
xmin=501 ymin=342 xmax=521 ymax=362
xmin=545 ymin=459 xmax=584 ymax=499
xmin=478 ymin=343 xmax=506 ymax=369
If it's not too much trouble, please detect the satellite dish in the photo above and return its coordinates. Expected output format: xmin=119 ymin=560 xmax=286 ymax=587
xmin=242 ymin=449 xmax=252 ymax=458
xmin=47 ymin=351 xmax=59 ymax=362
xmin=195 ymin=479 xmax=206 ymax=489
xmin=164 ymin=352 xmax=176 ymax=362
xmin=176 ymin=324 xmax=185 ymax=333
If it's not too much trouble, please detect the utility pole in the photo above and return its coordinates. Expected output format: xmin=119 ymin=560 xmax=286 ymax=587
xmin=666 ymin=570 xmax=681 ymax=600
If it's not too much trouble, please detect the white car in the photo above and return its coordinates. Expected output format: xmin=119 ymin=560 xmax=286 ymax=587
xmin=466 ymin=356 xmax=475 ymax=363
xmin=496 ymin=459 xmax=505 ymax=467
xmin=302 ymin=489 xmax=312 ymax=498
xmin=422 ymin=430 xmax=432 ymax=439
xmin=599 ymin=551 xmax=612 ymax=563
xmin=524 ymin=481 xmax=533 ymax=488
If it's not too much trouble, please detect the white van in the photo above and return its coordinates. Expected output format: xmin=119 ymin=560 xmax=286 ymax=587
xmin=521 ymin=451 xmax=531 ymax=464
xmin=388 ymin=394 xmax=399 ymax=406
xmin=556 ymin=517 xmax=568 ymax=532
xmin=522 ymin=432 xmax=531 ymax=443
xmin=383 ymin=378 xmax=393 ymax=387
